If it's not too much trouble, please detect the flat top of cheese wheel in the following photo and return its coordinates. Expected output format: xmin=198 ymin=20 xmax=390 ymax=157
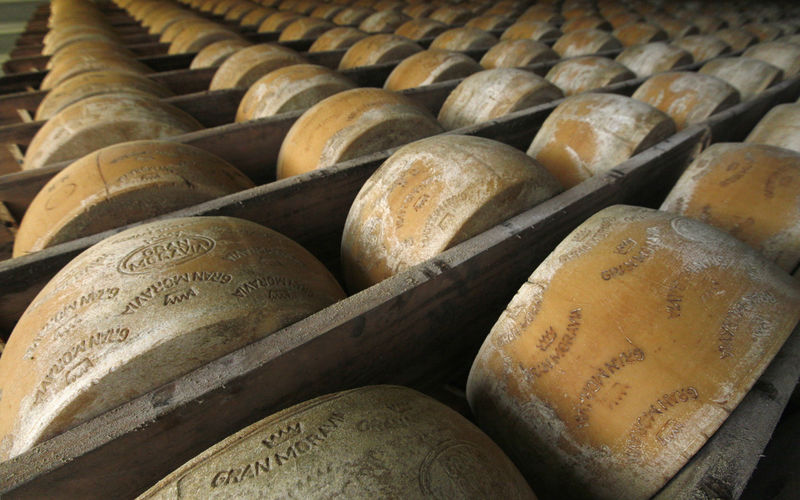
xmin=0 ymin=216 xmax=345 ymax=460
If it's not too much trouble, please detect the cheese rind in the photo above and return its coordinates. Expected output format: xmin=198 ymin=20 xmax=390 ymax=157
xmin=209 ymin=44 xmax=306 ymax=90
xmin=480 ymin=39 xmax=559 ymax=69
xmin=699 ymin=57 xmax=783 ymax=101
xmin=746 ymin=103 xmax=800 ymax=153
xmin=552 ymin=29 xmax=622 ymax=57
xmin=338 ymin=34 xmax=422 ymax=70
xmin=545 ymin=56 xmax=635 ymax=96
xmin=384 ymin=50 xmax=482 ymax=91
xmin=467 ymin=205 xmax=800 ymax=499
xmin=614 ymin=42 xmax=694 ymax=78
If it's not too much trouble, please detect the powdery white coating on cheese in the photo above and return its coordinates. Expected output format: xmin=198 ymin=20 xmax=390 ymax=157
xmin=467 ymin=205 xmax=800 ymax=499
xmin=746 ymin=103 xmax=800 ymax=153
xmin=614 ymin=42 xmax=694 ymax=78
xmin=438 ymin=69 xmax=563 ymax=130
xmin=545 ymin=56 xmax=635 ymax=96
xmin=480 ymin=39 xmax=559 ymax=69
xmin=384 ymin=50 xmax=482 ymax=91
xmin=699 ymin=57 xmax=784 ymax=100
xmin=341 ymin=135 xmax=562 ymax=291
xmin=744 ymin=41 xmax=800 ymax=77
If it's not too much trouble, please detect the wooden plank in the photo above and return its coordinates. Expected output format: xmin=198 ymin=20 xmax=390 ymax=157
xmin=0 ymin=125 xmax=708 ymax=499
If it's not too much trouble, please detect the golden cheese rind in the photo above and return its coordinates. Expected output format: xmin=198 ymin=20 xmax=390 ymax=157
xmin=137 ymin=386 xmax=536 ymax=499
xmin=384 ymin=50 xmax=482 ymax=91
xmin=467 ymin=204 xmax=800 ymax=499
xmin=545 ymin=56 xmax=635 ymax=96
xmin=209 ymin=44 xmax=306 ymax=90
xmin=0 ymin=216 xmax=346 ymax=460
xmin=746 ymin=102 xmax=800 ymax=153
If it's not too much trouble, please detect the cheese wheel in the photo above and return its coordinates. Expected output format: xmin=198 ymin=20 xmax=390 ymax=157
xmin=545 ymin=56 xmax=635 ymax=96
xmin=332 ymin=7 xmax=374 ymax=27
xmin=338 ymin=34 xmax=422 ymax=70
xmin=467 ymin=204 xmax=800 ymax=499
xmin=160 ymin=18 xmax=204 ymax=43
xmin=660 ymin=142 xmax=800 ymax=271
xmin=430 ymin=27 xmax=499 ymax=52
xmin=257 ymin=11 xmax=303 ymax=32
xmin=209 ymin=44 xmax=306 ymax=90
xmin=43 ymin=27 xmax=120 ymax=56
xmin=402 ymin=4 xmax=435 ymax=19
xmin=744 ymin=23 xmax=783 ymax=42
xmin=673 ymin=35 xmax=732 ymax=63
xmin=341 ymin=135 xmax=562 ymax=291
xmin=527 ymin=93 xmax=675 ymax=188
xmin=438 ymin=69 xmax=563 ymax=130
xmin=606 ymin=11 xmax=643 ymax=29
xmin=631 ymin=72 xmax=740 ymax=130
xmin=693 ymin=14 xmax=728 ymax=34
xmin=211 ymin=0 xmax=240 ymax=16
xmin=374 ymin=0 xmax=404 ymax=12
xmin=308 ymin=27 xmax=367 ymax=52
xmin=394 ymin=18 xmax=448 ymax=40
xmin=699 ymin=57 xmax=783 ymax=100
xmin=612 ymin=22 xmax=668 ymax=46
xmin=518 ymin=9 xmax=563 ymax=25
xmin=384 ymin=50 xmax=482 ymax=91
xmin=359 ymin=10 xmax=409 ymax=33
xmin=23 ymin=94 xmax=203 ymax=171
xmin=190 ymin=39 xmax=252 ymax=69
xmin=37 ymin=71 xmax=173 ymax=121
xmin=240 ymin=6 xmax=274 ymax=27
xmin=236 ymin=64 xmax=355 ymax=121
xmin=224 ymin=1 xmax=257 ymax=21
xmin=169 ymin=25 xmax=241 ymax=55
xmin=14 ymin=141 xmax=255 ymax=256
xmin=562 ymin=15 xmax=612 ymax=33
xmin=552 ymin=29 xmax=623 ymax=57
xmin=41 ymin=54 xmax=153 ymax=91
xmin=429 ymin=5 xmax=472 ymax=25
xmin=655 ymin=18 xmax=700 ymax=39
xmin=746 ymin=103 xmax=800 ymax=153
xmin=480 ymin=39 xmax=559 ymax=69
xmin=778 ymin=33 xmax=800 ymax=45
xmin=614 ymin=42 xmax=694 ymax=78
xmin=714 ymin=28 xmax=759 ymax=51
xmin=279 ymin=17 xmax=334 ymax=41
xmin=501 ymin=21 xmax=562 ymax=42
xmin=47 ymin=39 xmax=134 ymax=70
xmin=0 ymin=216 xmax=346 ymax=460
xmin=276 ymin=88 xmax=443 ymax=179
xmin=466 ymin=15 xmax=514 ymax=32
xmin=743 ymin=42 xmax=800 ymax=77
xmin=145 ymin=9 xmax=194 ymax=34
xmin=137 ymin=386 xmax=536 ymax=499
xmin=310 ymin=4 xmax=343 ymax=20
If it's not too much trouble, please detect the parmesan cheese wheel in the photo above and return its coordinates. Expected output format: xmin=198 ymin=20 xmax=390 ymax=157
xmin=654 ymin=18 xmax=700 ymax=39
xmin=714 ymin=28 xmax=758 ymax=51
xmin=693 ymin=14 xmax=728 ymax=34
xmin=612 ymin=22 xmax=668 ymax=47
xmin=41 ymin=54 xmax=153 ymax=91
xmin=0 ymin=216 xmax=346 ymax=460
xmin=614 ymin=42 xmax=694 ymax=78
xmin=258 ymin=11 xmax=303 ymax=32
xmin=211 ymin=0 xmax=240 ymax=16
xmin=743 ymin=23 xmax=783 ymax=42
xmin=545 ymin=56 xmax=635 ymax=96
xmin=562 ymin=15 xmax=612 ymax=33
xmin=467 ymin=204 xmax=800 ymax=499
xmin=308 ymin=27 xmax=367 ymax=52
xmin=466 ymin=15 xmax=514 ymax=32
xmin=310 ymin=4 xmax=343 ymax=21
xmin=224 ymin=1 xmax=258 ymax=21
xmin=746 ymin=103 xmax=800 ymax=153
xmin=190 ymin=39 xmax=252 ymax=69
xmin=137 ymin=386 xmax=536 ymax=499
xmin=36 ymin=70 xmax=173 ymax=121
xmin=501 ymin=21 xmax=562 ymax=42
xmin=23 ymin=94 xmax=203 ymax=171
xmin=236 ymin=64 xmax=355 ymax=121
xmin=276 ymin=88 xmax=443 ymax=179
xmin=384 ymin=50 xmax=482 ymax=91
xmin=430 ymin=27 xmax=499 ymax=52
xmin=660 ymin=142 xmax=800 ymax=271
xmin=527 ymin=93 xmax=675 ymax=188
xmin=279 ymin=17 xmax=334 ymax=41
xmin=552 ymin=29 xmax=623 ymax=57
xmin=14 ymin=141 xmax=255 ymax=256
xmin=43 ymin=27 xmax=120 ymax=56
xmin=480 ymin=39 xmax=559 ymax=69
xmin=47 ymin=39 xmax=134 ymax=70
xmin=699 ymin=57 xmax=783 ymax=100
xmin=631 ymin=72 xmax=740 ymax=130
xmin=672 ymin=35 xmax=732 ymax=63
xmin=240 ymin=6 xmax=274 ymax=27
xmin=394 ymin=18 xmax=448 ymax=40
xmin=518 ymin=9 xmax=563 ymax=25
xmin=358 ymin=9 xmax=408 ymax=33
xmin=402 ymin=4 xmax=435 ymax=19
xmin=429 ymin=5 xmax=472 ymax=25
xmin=606 ymin=11 xmax=643 ymax=29
xmin=338 ymin=34 xmax=422 ymax=70
xmin=743 ymin=42 xmax=800 ymax=77
xmin=341 ymin=135 xmax=562 ymax=291
xmin=332 ymin=7 xmax=374 ymax=27
xmin=160 ymin=18 xmax=202 ymax=43
xmin=168 ymin=25 xmax=241 ymax=55
xmin=209 ymin=44 xmax=306 ymax=90
xmin=438 ymin=69 xmax=563 ymax=130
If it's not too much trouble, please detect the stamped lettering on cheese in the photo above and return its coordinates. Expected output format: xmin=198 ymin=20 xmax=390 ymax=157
xmin=118 ymin=234 xmax=216 ymax=274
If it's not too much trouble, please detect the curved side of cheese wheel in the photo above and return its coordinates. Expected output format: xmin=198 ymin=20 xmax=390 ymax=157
xmin=429 ymin=27 xmax=499 ymax=52
xmin=159 ymin=18 xmax=203 ymax=43
xmin=465 ymin=15 xmax=513 ymax=32
xmin=41 ymin=55 xmax=153 ymax=90
xmin=562 ymin=16 xmax=612 ymax=33
xmin=655 ymin=19 xmax=700 ymax=39
xmin=479 ymin=39 xmax=559 ymax=69
xmin=236 ymin=64 xmax=355 ymax=121
xmin=23 ymin=94 xmax=203 ymax=171
xmin=466 ymin=204 xmax=800 ymax=499
xmin=279 ymin=17 xmax=335 ymax=41
xmin=743 ymin=23 xmax=783 ymax=42
xmin=43 ymin=29 xmax=120 ymax=56
xmin=699 ymin=57 xmax=783 ymax=100
xmin=612 ymin=22 xmax=668 ymax=46
xmin=47 ymin=39 xmax=134 ymax=70
xmin=190 ymin=38 xmax=252 ymax=69
xmin=0 ymin=216 xmax=346 ymax=460
xmin=746 ymin=103 xmax=800 ymax=152
xmin=438 ymin=69 xmax=564 ymax=130
xmin=527 ymin=93 xmax=676 ymax=188
xmin=384 ymin=50 xmax=482 ymax=91
xmin=501 ymin=21 xmax=562 ymax=41
xmin=714 ymin=28 xmax=758 ymax=51
xmin=277 ymin=88 xmax=443 ymax=179
xmin=36 ymin=70 xmax=174 ymax=121
xmin=341 ymin=134 xmax=562 ymax=291
xmin=332 ymin=7 xmax=374 ymax=27
xmin=744 ymin=41 xmax=800 ymax=77
xmin=545 ymin=56 xmax=635 ymax=96
xmin=310 ymin=4 xmax=343 ymax=21
xmin=660 ymin=142 xmax=800 ymax=271
xmin=224 ymin=2 xmax=256 ymax=21
xmin=257 ymin=11 xmax=303 ymax=32
xmin=240 ymin=7 xmax=274 ymax=27
xmin=673 ymin=35 xmax=732 ymax=63
xmin=631 ymin=72 xmax=740 ymax=130
xmin=552 ymin=28 xmax=623 ymax=57
xmin=308 ymin=27 xmax=367 ymax=52
xmin=428 ymin=5 xmax=472 ymax=25
xmin=168 ymin=26 xmax=241 ymax=55
xmin=358 ymin=10 xmax=409 ymax=33
xmin=14 ymin=140 xmax=256 ymax=256
xmin=614 ymin=42 xmax=694 ymax=78
xmin=137 ymin=386 xmax=536 ymax=499
xmin=393 ymin=18 xmax=448 ymax=40
xmin=338 ymin=34 xmax=423 ymax=70
xmin=209 ymin=44 xmax=306 ymax=90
